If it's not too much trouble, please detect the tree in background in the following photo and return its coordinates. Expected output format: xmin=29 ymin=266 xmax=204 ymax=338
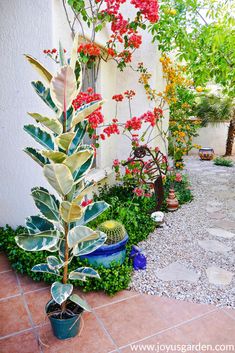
xmin=150 ymin=0 xmax=235 ymax=155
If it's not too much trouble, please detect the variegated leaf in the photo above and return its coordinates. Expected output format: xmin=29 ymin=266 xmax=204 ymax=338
xmin=41 ymin=151 xmax=66 ymax=163
xmin=24 ymin=147 xmax=49 ymax=167
xmin=73 ymin=155 xmax=94 ymax=183
xmin=24 ymin=125 xmax=54 ymax=150
xmin=58 ymin=41 xmax=66 ymax=66
xmin=26 ymin=215 xmax=54 ymax=234
xmin=60 ymin=201 xmax=83 ymax=223
xmin=55 ymin=132 xmax=75 ymax=151
xmin=31 ymin=81 xmax=58 ymax=113
xmin=68 ymin=121 xmax=88 ymax=155
xmin=51 ymin=282 xmax=73 ymax=305
xmin=64 ymin=150 xmax=93 ymax=174
xmin=75 ymin=201 xmax=109 ymax=225
xmin=15 ymin=231 xmax=59 ymax=251
xmin=69 ymin=294 xmax=91 ymax=312
xmin=44 ymin=164 xmax=74 ymax=195
xmin=31 ymin=187 xmax=60 ymax=222
xmin=68 ymin=226 xmax=100 ymax=249
xmin=71 ymin=100 xmax=104 ymax=128
xmin=47 ymin=256 xmax=63 ymax=270
xmin=69 ymin=267 xmax=100 ymax=281
xmin=28 ymin=113 xmax=63 ymax=135
xmin=24 ymin=54 xmax=52 ymax=84
xmin=32 ymin=263 xmax=60 ymax=275
xmin=58 ymin=239 xmax=73 ymax=263
xmin=73 ymin=181 xmax=95 ymax=203
xmin=50 ymin=66 xmax=77 ymax=111
xmin=73 ymin=230 xmax=107 ymax=256
xmin=70 ymin=33 xmax=79 ymax=71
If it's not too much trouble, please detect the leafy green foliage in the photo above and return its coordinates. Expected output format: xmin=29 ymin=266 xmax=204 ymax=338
xmin=150 ymin=0 xmax=235 ymax=96
xmin=194 ymin=94 xmax=233 ymax=126
xmin=0 ymin=175 xmax=192 ymax=295
xmin=213 ymin=157 xmax=234 ymax=167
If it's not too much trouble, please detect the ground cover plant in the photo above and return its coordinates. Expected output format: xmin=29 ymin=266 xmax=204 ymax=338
xmin=213 ymin=157 xmax=234 ymax=168
xmin=0 ymin=175 xmax=192 ymax=295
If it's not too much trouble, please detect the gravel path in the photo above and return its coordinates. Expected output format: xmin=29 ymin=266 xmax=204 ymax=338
xmin=130 ymin=156 xmax=235 ymax=308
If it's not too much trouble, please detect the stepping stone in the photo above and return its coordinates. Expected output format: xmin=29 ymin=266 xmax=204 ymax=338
xmin=208 ymin=212 xmax=226 ymax=220
xmin=156 ymin=262 xmax=200 ymax=283
xmin=198 ymin=240 xmax=232 ymax=253
xmin=207 ymin=201 xmax=223 ymax=208
xmin=213 ymin=220 xmax=235 ymax=232
xmin=206 ymin=206 xmax=222 ymax=213
xmin=206 ymin=227 xmax=235 ymax=239
xmin=206 ymin=266 xmax=233 ymax=285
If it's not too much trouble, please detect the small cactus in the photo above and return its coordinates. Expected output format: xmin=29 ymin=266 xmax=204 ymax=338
xmin=97 ymin=220 xmax=126 ymax=245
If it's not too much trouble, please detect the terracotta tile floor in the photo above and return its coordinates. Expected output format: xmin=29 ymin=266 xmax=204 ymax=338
xmin=0 ymin=253 xmax=234 ymax=353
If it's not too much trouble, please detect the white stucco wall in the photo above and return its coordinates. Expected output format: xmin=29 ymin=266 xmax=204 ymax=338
xmin=191 ymin=122 xmax=234 ymax=156
xmin=0 ymin=0 xmax=53 ymax=227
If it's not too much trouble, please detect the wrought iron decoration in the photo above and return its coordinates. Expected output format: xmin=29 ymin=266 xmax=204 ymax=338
xmin=123 ymin=145 xmax=168 ymax=211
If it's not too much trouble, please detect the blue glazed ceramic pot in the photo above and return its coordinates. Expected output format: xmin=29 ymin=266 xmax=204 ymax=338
xmin=80 ymin=234 xmax=129 ymax=268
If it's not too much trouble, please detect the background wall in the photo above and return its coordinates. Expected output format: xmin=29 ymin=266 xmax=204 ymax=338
xmin=191 ymin=122 xmax=234 ymax=156
xmin=0 ymin=0 xmax=53 ymax=227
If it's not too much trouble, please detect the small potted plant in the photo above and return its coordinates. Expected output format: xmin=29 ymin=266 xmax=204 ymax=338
xmin=15 ymin=36 xmax=109 ymax=340
xmin=81 ymin=220 xmax=128 ymax=268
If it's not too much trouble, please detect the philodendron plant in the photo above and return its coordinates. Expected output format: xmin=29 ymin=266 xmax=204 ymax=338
xmin=15 ymin=36 xmax=109 ymax=315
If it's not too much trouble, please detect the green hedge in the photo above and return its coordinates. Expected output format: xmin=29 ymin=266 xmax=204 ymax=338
xmin=0 ymin=177 xmax=192 ymax=295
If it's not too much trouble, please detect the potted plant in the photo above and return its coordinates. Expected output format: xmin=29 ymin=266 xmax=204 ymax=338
xmin=81 ymin=220 xmax=128 ymax=268
xmin=15 ymin=36 xmax=109 ymax=340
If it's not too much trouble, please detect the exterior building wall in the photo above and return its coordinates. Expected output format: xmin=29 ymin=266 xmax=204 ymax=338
xmin=0 ymin=0 xmax=53 ymax=227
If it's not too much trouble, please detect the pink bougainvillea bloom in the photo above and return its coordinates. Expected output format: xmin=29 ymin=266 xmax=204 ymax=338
xmin=133 ymin=187 xmax=144 ymax=197
xmin=175 ymin=173 xmax=182 ymax=182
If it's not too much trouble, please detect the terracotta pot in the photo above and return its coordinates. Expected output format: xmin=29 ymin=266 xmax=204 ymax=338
xmin=166 ymin=188 xmax=179 ymax=212
xmin=199 ymin=147 xmax=214 ymax=161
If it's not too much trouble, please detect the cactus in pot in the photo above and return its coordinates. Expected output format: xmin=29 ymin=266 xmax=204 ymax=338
xmin=98 ymin=220 xmax=126 ymax=245
xmin=15 ymin=36 xmax=109 ymax=340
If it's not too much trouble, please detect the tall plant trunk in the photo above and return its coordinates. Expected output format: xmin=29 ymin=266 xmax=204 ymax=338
xmin=224 ymin=108 xmax=235 ymax=156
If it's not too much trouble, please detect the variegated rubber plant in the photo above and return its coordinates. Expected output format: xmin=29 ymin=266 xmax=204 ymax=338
xmin=15 ymin=35 xmax=109 ymax=312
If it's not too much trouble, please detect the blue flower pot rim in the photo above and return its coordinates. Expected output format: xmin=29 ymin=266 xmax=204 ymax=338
xmin=45 ymin=299 xmax=83 ymax=322
xmin=81 ymin=234 xmax=129 ymax=257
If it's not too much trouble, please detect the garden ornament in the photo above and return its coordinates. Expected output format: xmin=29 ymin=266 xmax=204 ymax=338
xmin=123 ymin=145 xmax=168 ymax=211
xmin=130 ymin=245 xmax=147 ymax=270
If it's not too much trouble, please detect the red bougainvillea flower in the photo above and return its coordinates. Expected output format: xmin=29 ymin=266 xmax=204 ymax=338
xmin=112 ymin=94 xmax=124 ymax=102
xmin=125 ymin=116 xmax=142 ymax=130
xmin=78 ymin=43 xmax=101 ymax=57
xmin=133 ymin=187 xmax=144 ymax=197
xmin=113 ymin=159 xmax=120 ymax=166
xmin=107 ymin=48 xmax=116 ymax=57
xmin=118 ymin=50 xmax=132 ymax=63
xmin=73 ymin=88 xmax=104 ymax=129
xmin=131 ymin=0 xmax=159 ymax=23
xmin=81 ymin=199 xmax=93 ymax=207
xmin=124 ymin=90 xmax=136 ymax=99
xmin=103 ymin=123 xmax=120 ymax=137
xmin=175 ymin=173 xmax=182 ymax=182
xmin=125 ymin=168 xmax=131 ymax=175
xmin=127 ymin=34 xmax=142 ymax=49
xmin=111 ymin=13 xmax=128 ymax=34
xmin=87 ymin=110 xmax=104 ymax=129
